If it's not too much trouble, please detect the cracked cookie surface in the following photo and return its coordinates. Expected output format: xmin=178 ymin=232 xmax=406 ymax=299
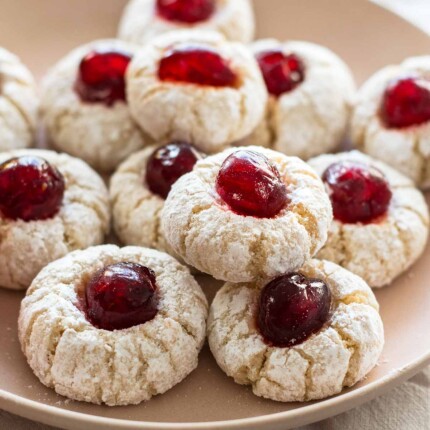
xmin=161 ymin=146 xmax=333 ymax=282
xmin=309 ymin=150 xmax=429 ymax=288
xmin=352 ymin=56 xmax=430 ymax=188
xmin=208 ymin=259 xmax=384 ymax=402
xmin=110 ymin=145 xmax=180 ymax=260
xmin=126 ymin=31 xmax=267 ymax=154
xmin=18 ymin=244 xmax=208 ymax=406
xmin=0 ymin=47 xmax=39 ymax=151
xmin=239 ymin=40 xmax=355 ymax=160
xmin=0 ymin=149 xmax=110 ymax=290
xmin=41 ymin=39 xmax=148 ymax=172
xmin=118 ymin=0 xmax=255 ymax=44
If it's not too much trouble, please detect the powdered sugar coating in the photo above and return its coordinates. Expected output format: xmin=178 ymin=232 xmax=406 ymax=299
xmin=110 ymin=145 xmax=180 ymax=259
xmin=309 ymin=151 xmax=429 ymax=288
xmin=352 ymin=56 xmax=430 ymax=188
xmin=0 ymin=47 xmax=38 ymax=151
xmin=161 ymin=146 xmax=333 ymax=282
xmin=126 ymin=31 xmax=268 ymax=154
xmin=40 ymin=39 xmax=148 ymax=172
xmin=118 ymin=0 xmax=255 ymax=44
xmin=0 ymin=149 xmax=110 ymax=290
xmin=239 ymin=40 xmax=356 ymax=159
xmin=18 ymin=245 xmax=208 ymax=406
xmin=208 ymin=259 xmax=384 ymax=402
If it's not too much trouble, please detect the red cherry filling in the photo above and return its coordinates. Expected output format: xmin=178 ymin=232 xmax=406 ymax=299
xmin=380 ymin=76 xmax=430 ymax=129
xmin=256 ymin=50 xmax=305 ymax=97
xmin=146 ymin=141 xmax=203 ymax=199
xmin=85 ymin=262 xmax=159 ymax=331
xmin=158 ymin=47 xmax=238 ymax=87
xmin=215 ymin=150 xmax=289 ymax=218
xmin=323 ymin=161 xmax=392 ymax=225
xmin=156 ymin=0 xmax=215 ymax=23
xmin=0 ymin=156 xmax=65 ymax=222
xmin=258 ymin=273 xmax=331 ymax=348
xmin=75 ymin=50 xmax=132 ymax=106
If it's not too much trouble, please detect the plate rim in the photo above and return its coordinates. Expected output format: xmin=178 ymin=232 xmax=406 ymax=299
xmin=1 ymin=1 xmax=430 ymax=429
xmin=1 ymin=347 xmax=429 ymax=430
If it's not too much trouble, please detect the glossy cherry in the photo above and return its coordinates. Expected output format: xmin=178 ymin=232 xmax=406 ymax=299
xmin=156 ymin=0 xmax=215 ymax=24
xmin=85 ymin=262 xmax=159 ymax=331
xmin=146 ymin=141 xmax=202 ymax=199
xmin=257 ymin=272 xmax=331 ymax=348
xmin=256 ymin=50 xmax=305 ymax=97
xmin=0 ymin=156 xmax=65 ymax=222
xmin=158 ymin=47 xmax=238 ymax=87
xmin=380 ymin=76 xmax=430 ymax=128
xmin=75 ymin=50 xmax=132 ymax=106
xmin=323 ymin=161 xmax=392 ymax=224
xmin=215 ymin=150 xmax=288 ymax=218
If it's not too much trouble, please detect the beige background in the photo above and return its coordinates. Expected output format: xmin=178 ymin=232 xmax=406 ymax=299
xmin=0 ymin=0 xmax=429 ymax=429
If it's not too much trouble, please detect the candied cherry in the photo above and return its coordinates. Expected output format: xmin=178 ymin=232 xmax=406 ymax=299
xmin=158 ymin=46 xmax=238 ymax=87
xmin=0 ymin=156 xmax=65 ymax=222
xmin=256 ymin=50 xmax=305 ymax=97
xmin=75 ymin=50 xmax=132 ymax=106
xmin=380 ymin=76 xmax=430 ymax=129
xmin=146 ymin=141 xmax=203 ymax=199
xmin=215 ymin=150 xmax=288 ymax=218
xmin=156 ymin=0 xmax=215 ymax=24
xmin=85 ymin=262 xmax=159 ymax=331
xmin=323 ymin=161 xmax=392 ymax=225
xmin=257 ymin=272 xmax=331 ymax=348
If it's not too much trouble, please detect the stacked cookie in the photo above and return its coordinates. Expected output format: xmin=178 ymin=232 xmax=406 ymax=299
xmin=352 ymin=56 xmax=430 ymax=188
xmin=0 ymin=149 xmax=110 ymax=290
xmin=19 ymin=245 xmax=208 ymax=405
xmin=159 ymin=145 xmax=385 ymax=402
xmin=0 ymin=0 xmax=427 ymax=410
xmin=0 ymin=48 xmax=38 ymax=151
xmin=309 ymin=151 xmax=429 ymax=288
xmin=40 ymin=39 xmax=148 ymax=172
xmin=239 ymin=39 xmax=355 ymax=159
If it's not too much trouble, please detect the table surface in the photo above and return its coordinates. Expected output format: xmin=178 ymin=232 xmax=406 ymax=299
xmin=1 ymin=1 xmax=430 ymax=429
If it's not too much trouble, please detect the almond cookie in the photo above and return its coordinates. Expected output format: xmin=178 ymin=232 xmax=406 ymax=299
xmin=18 ymin=245 xmax=208 ymax=406
xmin=126 ymin=31 xmax=267 ymax=154
xmin=208 ymin=259 xmax=384 ymax=402
xmin=0 ymin=47 xmax=38 ymax=151
xmin=110 ymin=141 xmax=203 ymax=259
xmin=41 ymin=39 xmax=148 ymax=172
xmin=161 ymin=146 xmax=333 ymax=282
xmin=239 ymin=40 xmax=356 ymax=159
xmin=308 ymin=150 xmax=429 ymax=288
xmin=0 ymin=149 xmax=110 ymax=290
xmin=118 ymin=0 xmax=255 ymax=45
xmin=352 ymin=56 xmax=430 ymax=188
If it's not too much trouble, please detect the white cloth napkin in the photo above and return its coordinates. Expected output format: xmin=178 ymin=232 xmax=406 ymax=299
xmin=299 ymin=366 xmax=430 ymax=430
xmin=372 ymin=0 xmax=430 ymax=36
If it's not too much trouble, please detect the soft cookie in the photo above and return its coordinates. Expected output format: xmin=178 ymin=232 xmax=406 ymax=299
xmin=110 ymin=141 xmax=203 ymax=258
xmin=0 ymin=149 xmax=110 ymax=290
xmin=161 ymin=146 xmax=333 ymax=282
xmin=309 ymin=150 xmax=429 ymax=287
xmin=126 ymin=31 xmax=267 ymax=154
xmin=19 ymin=245 xmax=208 ymax=405
xmin=352 ymin=56 xmax=430 ymax=188
xmin=208 ymin=259 xmax=384 ymax=402
xmin=41 ymin=39 xmax=148 ymax=172
xmin=119 ymin=0 xmax=255 ymax=44
xmin=239 ymin=40 xmax=355 ymax=159
xmin=0 ymin=47 xmax=38 ymax=151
